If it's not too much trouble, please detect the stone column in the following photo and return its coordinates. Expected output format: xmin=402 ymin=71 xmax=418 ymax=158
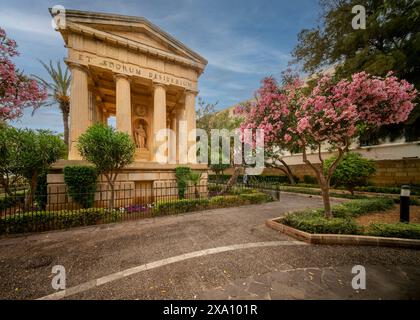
xmin=185 ymin=90 xmax=198 ymax=164
xmin=176 ymin=106 xmax=186 ymax=164
xmin=115 ymin=74 xmax=132 ymax=135
xmin=68 ymin=63 xmax=90 ymax=160
xmin=152 ymin=83 xmax=167 ymax=162
xmin=169 ymin=113 xmax=177 ymax=164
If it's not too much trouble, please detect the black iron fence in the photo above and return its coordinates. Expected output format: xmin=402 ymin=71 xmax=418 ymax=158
xmin=0 ymin=181 xmax=274 ymax=235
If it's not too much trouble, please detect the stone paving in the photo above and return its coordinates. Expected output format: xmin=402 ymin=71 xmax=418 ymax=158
xmin=0 ymin=193 xmax=419 ymax=300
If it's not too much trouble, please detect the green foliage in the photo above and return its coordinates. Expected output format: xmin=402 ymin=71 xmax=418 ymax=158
xmin=367 ymin=223 xmax=420 ymax=240
xmin=1 ymin=128 xmax=66 ymax=204
xmin=208 ymin=174 xmax=300 ymax=184
xmin=355 ymin=185 xmax=420 ymax=196
xmin=0 ymin=126 xmax=22 ymax=194
xmin=196 ymin=97 xmax=242 ymax=165
xmin=77 ymin=124 xmax=135 ymax=208
xmin=0 ymin=208 xmax=122 ymax=235
xmin=292 ymin=0 xmax=420 ymax=142
xmin=1 ymin=126 xmax=66 ymax=198
xmin=331 ymin=198 xmax=394 ymax=218
xmin=17 ymin=129 xmax=66 ymax=182
xmin=282 ymin=198 xmax=396 ymax=235
xmin=34 ymin=170 xmax=48 ymax=210
xmin=154 ymin=191 xmax=272 ymax=216
xmin=282 ymin=209 xmax=360 ymax=234
xmin=238 ymin=192 xmax=271 ymax=204
xmin=78 ymin=124 xmax=135 ymax=176
xmin=33 ymin=60 xmax=71 ymax=146
xmin=64 ymin=166 xmax=98 ymax=208
xmin=154 ymin=198 xmax=210 ymax=215
xmin=175 ymin=166 xmax=191 ymax=199
xmin=210 ymin=163 xmax=231 ymax=176
xmin=188 ymin=171 xmax=202 ymax=185
xmin=325 ymin=153 xmax=376 ymax=193
xmin=0 ymin=194 xmax=24 ymax=211
xmin=303 ymin=175 xmax=318 ymax=185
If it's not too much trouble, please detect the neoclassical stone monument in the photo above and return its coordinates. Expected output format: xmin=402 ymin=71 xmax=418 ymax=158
xmin=47 ymin=9 xmax=208 ymax=205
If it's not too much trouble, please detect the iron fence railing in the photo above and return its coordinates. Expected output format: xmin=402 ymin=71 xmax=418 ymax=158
xmin=0 ymin=181 xmax=273 ymax=235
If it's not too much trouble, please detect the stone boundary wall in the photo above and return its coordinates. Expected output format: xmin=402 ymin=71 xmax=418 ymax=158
xmin=223 ymin=158 xmax=420 ymax=186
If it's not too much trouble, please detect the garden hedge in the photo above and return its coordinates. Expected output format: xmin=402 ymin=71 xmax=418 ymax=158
xmin=64 ymin=166 xmax=98 ymax=208
xmin=0 ymin=208 xmax=122 ymax=235
xmin=154 ymin=191 xmax=272 ymax=216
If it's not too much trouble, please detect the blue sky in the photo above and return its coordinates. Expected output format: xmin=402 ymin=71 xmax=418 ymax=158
xmin=2 ymin=0 xmax=320 ymax=133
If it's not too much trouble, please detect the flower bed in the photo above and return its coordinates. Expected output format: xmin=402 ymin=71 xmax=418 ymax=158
xmin=280 ymin=198 xmax=420 ymax=240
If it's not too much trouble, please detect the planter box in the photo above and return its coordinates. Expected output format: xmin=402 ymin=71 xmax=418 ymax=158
xmin=266 ymin=218 xmax=420 ymax=249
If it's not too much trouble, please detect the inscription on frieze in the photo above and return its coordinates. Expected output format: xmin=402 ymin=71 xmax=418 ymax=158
xmin=73 ymin=53 xmax=194 ymax=89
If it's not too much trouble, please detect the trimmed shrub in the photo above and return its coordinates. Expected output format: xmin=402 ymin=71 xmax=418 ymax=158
xmin=0 ymin=208 xmax=122 ymax=235
xmin=0 ymin=193 xmax=25 ymax=211
xmin=282 ymin=198 xmax=394 ymax=235
xmin=208 ymin=174 xmax=300 ymax=184
xmin=366 ymin=223 xmax=420 ymax=240
xmin=154 ymin=198 xmax=210 ymax=215
xmin=282 ymin=209 xmax=360 ymax=234
xmin=34 ymin=170 xmax=48 ymax=210
xmin=239 ymin=192 xmax=271 ymax=204
xmin=332 ymin=198 xmax=394 ymax=218
xmin=64 ymin=166 xmax=98 ymax=208
xmin=324 ymin=152 xmax=376 ymax=194
xmin=175 ymin=166 xmax=191 ymax=199
xmin=208 ymin=184 xmax=223 ymax=193
xmin=303 ymin=175 xmax=318 ymax=185
xmin=154 ymin=191 xmax=272 ymax=216
xmin=209 ymin=195 xmax=240 ymax=208
xmin=355 ymin=185 xmax=420 ymax=196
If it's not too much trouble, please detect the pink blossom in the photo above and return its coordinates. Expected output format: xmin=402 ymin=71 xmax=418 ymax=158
xmin=0 ymin=26 xmax=46 ymax=121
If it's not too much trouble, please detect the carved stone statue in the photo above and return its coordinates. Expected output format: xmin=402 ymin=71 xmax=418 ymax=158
xmin=134 ymin=123 xmax=147 ymax=149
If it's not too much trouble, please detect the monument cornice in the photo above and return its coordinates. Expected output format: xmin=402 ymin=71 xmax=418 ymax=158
xmin=62 ymin=21 xmax=207 ymax=72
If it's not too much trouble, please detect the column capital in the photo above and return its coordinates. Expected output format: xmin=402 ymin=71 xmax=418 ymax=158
xmin=113 ymin=73 xmax=132 ymax=83
xmin=152 ymin=82 xmax=167 ymax=90
xmin=185 ymin=89 xmax=199 ymax=96
xmin=66 ymin=61 xmax=89 ymax=73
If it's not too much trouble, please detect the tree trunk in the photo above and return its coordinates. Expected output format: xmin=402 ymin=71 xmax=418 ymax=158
xmin=194 ymin=184 xmax=200 ymax=199
xmin=320 ymin=184 xmax=332 ymax=218
xmin=109 ymin=182 xmax=115 ymax=209
xmin=279 ymin=159 xmax=296 ymax=185
xmin=62 ymin=107 xmax=70 ymax=148
xmin=25 ymin=173 xmax=37 ymax=208
xmin=218 ymin=166 xmax=241 ymax=195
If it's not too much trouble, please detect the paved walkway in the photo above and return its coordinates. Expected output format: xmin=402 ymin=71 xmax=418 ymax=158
xmin=0 ymin=193 xmax=419 ymax=300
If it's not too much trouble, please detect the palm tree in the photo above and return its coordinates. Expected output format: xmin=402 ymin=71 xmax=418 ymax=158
xmin=33 ymin=60 xmax=71 ymax=147
xmin=188 ymin=171 xmax=202 ymax=199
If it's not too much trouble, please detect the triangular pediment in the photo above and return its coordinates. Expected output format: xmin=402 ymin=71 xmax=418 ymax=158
xmin=52 ymin=9 xmax=207 ymax=69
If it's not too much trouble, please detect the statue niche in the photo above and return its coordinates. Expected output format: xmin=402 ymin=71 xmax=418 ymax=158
xmin=133 ymin=119 xmax=148 ymax=150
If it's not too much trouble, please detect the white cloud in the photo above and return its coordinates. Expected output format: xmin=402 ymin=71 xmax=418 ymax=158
xmin=0 ymin=8 xmax=56 ymax=37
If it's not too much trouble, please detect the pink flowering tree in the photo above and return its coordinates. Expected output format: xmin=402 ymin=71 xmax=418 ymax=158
xmin=239 ymin=71 xmax=417 ymax=218
xmin=235 ymin=75 xmax=303 ymax=184
xmin=0 ymin=27 xmax=47 ymax=122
